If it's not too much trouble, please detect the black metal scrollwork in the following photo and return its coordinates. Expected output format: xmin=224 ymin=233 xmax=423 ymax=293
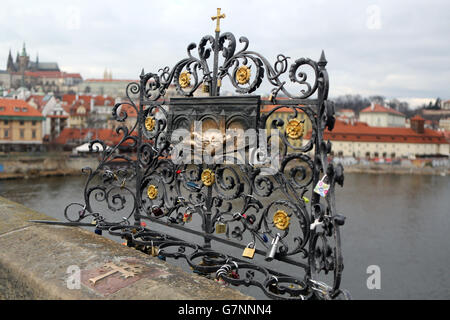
xmin=64 ymin=28 xmax=349 ymax=300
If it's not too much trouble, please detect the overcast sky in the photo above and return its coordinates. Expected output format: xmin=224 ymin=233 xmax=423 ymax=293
xmin=0 ymin=0 xmax=449 ymax=107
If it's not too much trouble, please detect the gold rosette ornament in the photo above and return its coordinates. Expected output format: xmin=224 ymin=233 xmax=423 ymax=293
xmin=236 ymin=65 xmax=251 ymax=85
xmin=147 ymin=185 xmax=158 ymax=200
xmin=286 ymin=119 xmax=304 ymax=139
xmin=179 ymin=71 xmax=191 ymax=88
xmin=273 ymin=210 xmax=290 ymax=230
xmin=145 ymin=116 xmax=156 ymax=131
xmin=201 ymin=169 xmax=215 ymax=186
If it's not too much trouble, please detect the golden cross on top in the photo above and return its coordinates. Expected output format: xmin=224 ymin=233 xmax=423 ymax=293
xmin=211 ymin=8 xmax=226 ymax=33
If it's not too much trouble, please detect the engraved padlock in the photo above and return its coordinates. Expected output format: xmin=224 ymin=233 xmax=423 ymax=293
xmin=265 ymin=233 xmax=281 ymax=262
xmin=242 ymin=242 xmax=256 ymax=259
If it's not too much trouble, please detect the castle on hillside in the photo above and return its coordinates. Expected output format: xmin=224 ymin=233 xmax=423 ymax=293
xmin=6 ymin=43 xmax=60 ymax=74
xmin=0 ymin=43 xmax=82 ymax=94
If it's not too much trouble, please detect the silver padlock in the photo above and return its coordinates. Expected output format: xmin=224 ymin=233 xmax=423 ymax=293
xmin=265 ymin=233 xmax=281 ymax=262
xmin=310 ymin=218 xmax=323 ymax=230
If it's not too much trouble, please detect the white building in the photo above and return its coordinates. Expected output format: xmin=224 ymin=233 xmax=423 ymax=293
xmin=359 ymin=103 xmax=406 ymax=127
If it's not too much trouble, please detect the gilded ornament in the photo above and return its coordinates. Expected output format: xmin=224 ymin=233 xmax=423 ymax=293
xmin=145 ymin=116 xmax=156 ymax=131
xmin=273 ymin=210 xmax=290 ymax=230
xmin=286 ymin=119 xmax=304 ymax=139
xmin=236 ymin=65 xmax=251 ymax=85
xmin=147 ymin=185 xmax=158 ymax=200
xmin=179 ymin=71 xmax=191 ymax=88
xmin=201 ymin=169 xmax=215 ymax=186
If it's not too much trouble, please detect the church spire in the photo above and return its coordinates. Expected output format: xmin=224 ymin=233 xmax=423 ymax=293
xmin=21 ymin=42 xmax=28 ymax=57
xmin=7 ymin=49 xmax=15 ymax=72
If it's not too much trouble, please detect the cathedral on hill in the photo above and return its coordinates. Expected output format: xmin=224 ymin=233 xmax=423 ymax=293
xmin=0 ymin=43 xmax=82 ymax=94
xmin=6 ymin=43 xmax=60 ymax=73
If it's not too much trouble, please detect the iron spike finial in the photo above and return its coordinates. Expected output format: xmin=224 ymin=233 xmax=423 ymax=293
xmin=140 ymin=68 xmax=145 ymax=77
xmin=318 ymin=50 xmax=327 ymax=68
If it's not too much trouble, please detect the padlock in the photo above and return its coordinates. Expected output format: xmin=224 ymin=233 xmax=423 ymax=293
xmin=265 ymin=233 xmax=281 ymax=261
xmin=152 ymin=206 xmax=164 ymax=217
xmin=183 ymin=212 xmax=192 ymax=223
xmin=215 ymin=221 xmax=226 ymax=234
xmin=314 ymin=175 xmax=330 ymax=197
xmin=246 ymin=214 xmax=256 ymax=225
xmin=242 ymin=242 xmax=256 ymax=259
xmin=310 ymin=218 xmax=323 ymax=230
xmin=150 ymin=241 xmax=159 ymax=257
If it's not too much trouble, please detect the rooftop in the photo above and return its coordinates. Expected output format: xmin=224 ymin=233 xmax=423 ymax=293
xmin=0 ymin=98 xmax=43 ymax=118
xmin=305 ymin=119 xmax=448 ymax=144
xmin=360 ymin=104 xmax=405 ymax=117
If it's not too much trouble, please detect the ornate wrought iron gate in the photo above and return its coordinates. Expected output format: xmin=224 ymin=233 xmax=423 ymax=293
xmin=58 ymin=9 xmax=350 ymax=300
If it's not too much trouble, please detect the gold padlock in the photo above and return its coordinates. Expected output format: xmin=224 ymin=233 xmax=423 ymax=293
xmin=215 ymin=221 xmax=226 ymax=234
xmin=242 ymin=242 xmax=256 ymax=259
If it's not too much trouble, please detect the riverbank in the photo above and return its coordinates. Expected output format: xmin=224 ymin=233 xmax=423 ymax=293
xmin=342 ymin=164 xmax=449 ymax=176
xmin=0 ymin=155 xmax=98 ymax=180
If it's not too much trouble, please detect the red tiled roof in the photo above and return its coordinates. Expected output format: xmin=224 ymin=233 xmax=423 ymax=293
xmin=27 ymin=95 xmax=47 ymax=110
xmin=93 ymin=96 xmax=115 ymax=106
xmin=63 ymin=72 xmax=82 ymax=78
xmin=304 ymin=119 xmax=447 ymax=144
xmin=84 ymin=79 xmax=139 ymax=82
xmin=19 ymin=71 xmax=82 ymax=79
xmin=0 ymin=98 xmax=44 ymax=118
xmin=361 ymin=104 xmax=405 ymax=116
xmin=53 ymin=128 xmax=138 ymax=146
xmin=411 ymin=115 xmax=425 ymax=121
xmin=62 ymin=94 xmax=93 ymax=106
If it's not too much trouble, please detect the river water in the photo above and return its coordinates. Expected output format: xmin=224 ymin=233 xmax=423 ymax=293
xmin=0 ymin=173 xmax=449 ymax=299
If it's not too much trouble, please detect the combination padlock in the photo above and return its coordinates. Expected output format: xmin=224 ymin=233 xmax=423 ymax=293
xmin=242 ymin=242 xmax=256 ymax=259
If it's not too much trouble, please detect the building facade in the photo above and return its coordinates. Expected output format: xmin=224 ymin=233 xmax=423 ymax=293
xmin=0 ymin=98 xmax=44 ymax=152
xmin=304 ymin=117 xmax=449 ymax=159
xmin=359 ymin=103 xmax=406 ymax=127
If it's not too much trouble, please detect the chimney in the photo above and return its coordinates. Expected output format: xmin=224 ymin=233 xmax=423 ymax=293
xmin=371 ymin=101 xmax=375 ymax=111
xmin=410 ymin=115 xmax=425 ymax=134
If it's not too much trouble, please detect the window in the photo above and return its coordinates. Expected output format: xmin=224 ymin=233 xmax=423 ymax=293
xmin=0 ymin=107 xmax=4 ymax=111
xmin=20 ymin=129 xmax=24 ymax=138
xmin=4 ymin=129 xmax=8 ymax=138
xmin=32 ymin=121 xmax=36 ymax=126
xmin=4 ymin=120 xmax=8 ymax=125
xmin=32 ymin=130 xmax=36 ymax=138
xmin=14 ymin=107 xmax=20 ymax=112
xmin=19 ymin=120 xmax=24 ymax=125
xmin=22 ymin=107 xmax=28 ymax=112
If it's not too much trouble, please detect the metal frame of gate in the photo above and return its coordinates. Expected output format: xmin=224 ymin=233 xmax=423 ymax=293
xmin=59 ymin=9 xmax=349 ymax=300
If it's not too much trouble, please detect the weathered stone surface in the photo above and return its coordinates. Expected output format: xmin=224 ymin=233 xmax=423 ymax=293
xmin=0 ymin=196 xmax=252 ymax=300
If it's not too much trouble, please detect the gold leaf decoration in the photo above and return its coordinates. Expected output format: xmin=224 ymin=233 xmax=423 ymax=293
xmin=286 ymin=119 xmax=304 ymax=139
xmin=147 ymin=185 xmax=158 ymax=200
xmin=236 ymin=65 xmax=251 ymax=85
xmin=145 ymin=116 xmax=156 ymax=131
xmin=273 ymin=210 xmax=290 ymax=230
xmin=179 ymin=71 xmax=191 ymax=88
xmin=201 ymin=169 xmax=215 ymax=186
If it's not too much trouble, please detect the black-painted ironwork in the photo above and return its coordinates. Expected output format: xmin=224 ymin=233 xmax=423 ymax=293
xmin=54 ymin=17 xmax=349 ymax=300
